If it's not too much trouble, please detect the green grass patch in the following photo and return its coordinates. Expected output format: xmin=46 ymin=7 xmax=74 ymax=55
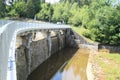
xmin=0 ymin=17 xmax=10 ymax=20
xmin=96 ymin=53 xmax=120 ymax=80
xmin=104 ymin=54 xmax=120 ymax=64
xmin=71 ymin=26 xmax=86 ymax=35
xmin=71 ymin=26 xmax=95 ymax=43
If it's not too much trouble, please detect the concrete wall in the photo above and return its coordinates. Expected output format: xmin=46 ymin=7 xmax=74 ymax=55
xmin=69 ymin=29 xmax=120 ymax=53
xmin=66 ymin=29 xmax=98 ymax=50
xmin=98 ymin=44 xmax=120 ymax=53
xmin=30 ymin=39 xmax=49 ymax=72
xmin=16 ymin=45 xmax=28 ymax=80
xmin=51 ymin=37 xmax=59 ymax=54
xmin=15 ymin=31 xmax=65 ymax=80
xmin=15 ymin=28 xmax=99 ymax=80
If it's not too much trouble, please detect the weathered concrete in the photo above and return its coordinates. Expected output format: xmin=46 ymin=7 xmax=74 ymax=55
xmin=98 ymin=44 xmax=120 ymax=53
xmin=66 ymin=29 xmax=98 ymax=50
xmin=15 ymin=30 xmax=66 ymax=80
xmin=15 ymin=45 xmax=28 ymax=80
xmin=30 ymin=39 xmax=49 ymax=72
xmin=15 ymin=28 xmax=100 ymax=80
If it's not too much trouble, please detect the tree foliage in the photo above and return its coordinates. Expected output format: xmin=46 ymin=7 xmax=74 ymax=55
xmin=52 ymin=1 xmax=71 ymax=23
xmin=37 ymin=3 xmax=53 ymax=21
xmin=0 ymin=0 xmax=6 ymax=18
xmin=14 ymin=1 xmax=26 ymax=17
xmin=25 ymin=0 xmax=36 ymax=18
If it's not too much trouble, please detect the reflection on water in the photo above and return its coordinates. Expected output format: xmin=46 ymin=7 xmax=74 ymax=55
xmin=28 ymin=48 xmax=89 ymax=80
xmin=51 ymin=49 xmax=89 ymax=80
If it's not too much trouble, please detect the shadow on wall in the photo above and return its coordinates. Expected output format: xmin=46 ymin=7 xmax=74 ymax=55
xmin=66 ymin=29 xmax=98 ymax=50
xmin=15 ymin=28 xmax=97 ymax=80
xmin=27 ymin=48 xmax=78 ymax=80
xmin=15 ymin=29 xmax=67 ymax=80
xmin=98 ymin=44 xmax=120 ymax=53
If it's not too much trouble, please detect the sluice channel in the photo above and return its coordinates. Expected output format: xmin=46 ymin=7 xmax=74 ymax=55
xmin=28 ymin=48 xmax=89 ymax=80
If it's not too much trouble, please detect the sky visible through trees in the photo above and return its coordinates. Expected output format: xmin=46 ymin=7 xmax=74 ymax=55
xmin=46 ymin=0 xmax=60 ymax=4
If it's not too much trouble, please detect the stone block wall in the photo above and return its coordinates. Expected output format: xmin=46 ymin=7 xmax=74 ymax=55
xmin=61 ymin=35 xmax=65 ymax=49
xmin=16 ymin=45 xmax=28 ymax=80
xmin=15 ymin=33 xmax=66 ymax=80
xmin=30 ymin=39 xmax=48 ymax=72
xmin=51 ymin=37 xmax=59 ymax=54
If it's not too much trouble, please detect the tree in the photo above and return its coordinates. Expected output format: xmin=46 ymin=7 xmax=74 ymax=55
xmin=26 ymin=0 xmax=36 ymax=18
xmin=68 ymin=3 xmax=81 ymax=26
xmin=52 ymin=1 xmax=71 ymax=23
xmin=25 ymin=0 xmax=41 ymax=18
xmin=14 ymin=1 xmax=27 ymax=17
xmin=86 ymin=1 xmax=120 ymax=45
xmin=0 ymin=0 xmax=5 ymax=17
xmin=37 ymin=3 xmax=53 ymax=21
xmin=41 ymin=0 xmax=45 ymax=3
xmin=67 ymin=0 xmax=120 ymax=45
xmin=32 ymin=0 xmax=40 ymax=13
xmin=61 ymin=1 xmax=71 ymax=23
xmin=52 ymin=3 xmax=64 ymax=22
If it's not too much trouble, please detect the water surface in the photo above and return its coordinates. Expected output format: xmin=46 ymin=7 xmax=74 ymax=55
xmin=28 ymin=48 xmax=89 ymax=80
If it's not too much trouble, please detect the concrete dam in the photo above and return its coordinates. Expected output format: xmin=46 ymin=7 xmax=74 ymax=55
xmin=0 ymin=20 xmax=97 ymax=80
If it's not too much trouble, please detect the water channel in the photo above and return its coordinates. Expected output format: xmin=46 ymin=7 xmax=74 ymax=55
xmin=28 ymin=48 xmax=89 ymax=80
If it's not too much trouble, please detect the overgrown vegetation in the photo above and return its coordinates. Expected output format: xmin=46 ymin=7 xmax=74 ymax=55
xmin=71 ymin=26 xmax=95 ymax=43
xmin=0 ymin=0 xmax=120 ymax=45
xmin=95 ymin=53 xmax=120 ymax=80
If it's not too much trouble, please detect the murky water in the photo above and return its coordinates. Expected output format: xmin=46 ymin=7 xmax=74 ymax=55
xmin=28 ymin=48 xmax=89 ymax=80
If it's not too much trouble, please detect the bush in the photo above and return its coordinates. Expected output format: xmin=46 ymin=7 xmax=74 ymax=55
xmin=36 ymin=3 xmax=52 ymax=21
xmin=26 ymin=0 xmax=36 ymax=18
xmin=8 ymin=9 xmax=18 ymax=17
xmin=82 ymin=30 xmax=91 ymax=39
xmin=0 ymin=0 xmax=5 ymax=18
xmin=14 ymin=1 xmax=27 ymax=17
xmin=68 ymin=11 xmax=82 ymax=26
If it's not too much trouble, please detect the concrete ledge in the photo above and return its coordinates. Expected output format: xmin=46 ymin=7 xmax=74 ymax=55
xmin=98 ymin=44 xmax=120 ymax=53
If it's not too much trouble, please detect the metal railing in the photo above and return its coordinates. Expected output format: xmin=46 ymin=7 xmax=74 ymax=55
xmin=0 ymin=20 xmax=70 ymax=80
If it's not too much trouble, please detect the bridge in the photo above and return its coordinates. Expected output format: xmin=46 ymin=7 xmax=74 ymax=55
xmin=0 ymin=20 xmax=94 ymax=80
xmin=0 ymin=20 xmax=73 ymax=80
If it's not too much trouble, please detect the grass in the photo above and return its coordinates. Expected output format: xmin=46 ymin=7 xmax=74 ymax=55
xmin=95 ymin=53 xmax=120 ymax=80
xmin=71 ymin=26 xmax=86 ymax=35
xmin=0 ymin=17 xmax=10 ymax=20
xmin=71 ymin=26 xmax=95 ymax=43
